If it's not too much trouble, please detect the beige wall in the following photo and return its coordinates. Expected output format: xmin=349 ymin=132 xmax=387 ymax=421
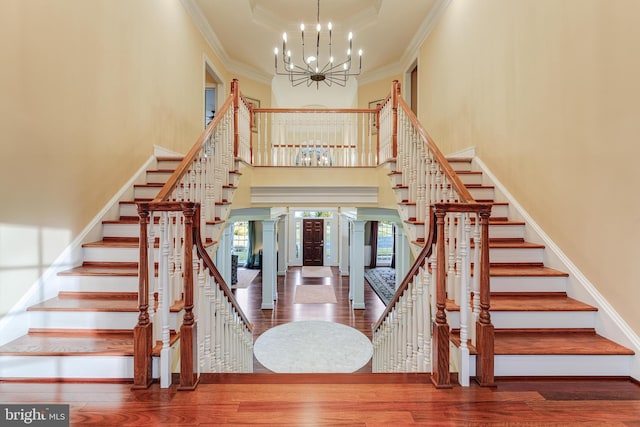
xmin=0 ymin=0 xmax=245 ymax=318
xmin=358 ymin=75 xmax=402 ymax=109
xmin=418 ymin=0 xmax=640 ymax=334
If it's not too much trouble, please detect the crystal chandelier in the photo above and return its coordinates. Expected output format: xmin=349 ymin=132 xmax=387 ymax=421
xmin=274 ymin=0 xmax=363 ymax=88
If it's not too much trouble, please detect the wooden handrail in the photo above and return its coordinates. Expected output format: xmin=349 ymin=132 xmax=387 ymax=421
xmin=153 ymin=93 xmax=235 ymax=203
xmin=372 ymin=209 xmax=437 ymax=332
xmin=191 ymin=205 xmax=253 ymax=331
xmin=253 ymin=108 xmax=377 ymax=114
xmin=396 ymin=96 xmax=475 ymax=203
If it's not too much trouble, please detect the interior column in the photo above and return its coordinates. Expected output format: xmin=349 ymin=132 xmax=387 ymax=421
xmin=261 ymin=219 xmax=278 ymax=309
xmin=349 ymin=220 xmax=366 ymax=309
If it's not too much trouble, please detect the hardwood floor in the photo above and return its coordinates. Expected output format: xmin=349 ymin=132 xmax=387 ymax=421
xmin=2 ymin=267 xmax=640 ymax=425
xmin=2 ymin=376 xmax=639 ymax=425
xmin=232 ymin=266 xmax=386 ymax=372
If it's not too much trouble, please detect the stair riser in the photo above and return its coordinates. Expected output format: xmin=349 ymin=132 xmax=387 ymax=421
xmin=448 ymin=310 xmax=595 ymax=329
xmin=29 ymin=311 xmax=140 ymax=330
xmin=146 ymin=171 xmax=174 ymax=184
xmin=119 ymin=203 xmax=138 ymax=218
xmin=102 ymin=223 xmax=218 ymax=239
xmin=402 ymin=222 xmax=526 ymax=242
xmin=471 ymin=247 xmax=545 ymax=264
xmin=134 ymin=186 xmax=162 ymax=200
xmin=489 ymin=204 xmax=509 ymax=218
xmin=457 ymin=173 xmax=483 ymax=186
xmin=493 ymin=354 xmax=632 ymax=377
xmin=157 ymin=159 xmax=183 ymax=170
xmin=0 ymin=355 xmax=138 ymax=379
xmin=83 ymin=247 xmax=142 ymax=263
xmin=467 ymin=187 xmax=494 ymax=200
xmin=449 ymin=160 xmax=472 ymax=172
xmin=490 ymin=275 xmax=567 ymax=293
xmin=57 ymin=276 xmax=139 ymax=293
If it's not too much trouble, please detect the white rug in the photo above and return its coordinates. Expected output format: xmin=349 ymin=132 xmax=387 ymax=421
xmin=294 ymin=285 xmax=337 ymax=304
xmin=301 ymin=266 xmax=333 ymax=277
xmin=253 ymin=321 xmax=373 ymax=373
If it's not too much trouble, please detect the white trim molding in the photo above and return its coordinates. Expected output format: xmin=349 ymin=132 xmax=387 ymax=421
xmin=251 ymin=186 xmax=378 ymax=205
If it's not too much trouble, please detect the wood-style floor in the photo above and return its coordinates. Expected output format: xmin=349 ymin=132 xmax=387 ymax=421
xmin=2 ymin=267 xmax=640 ymax=425
xmin=232 ymin=266 xmax=385 ymax=373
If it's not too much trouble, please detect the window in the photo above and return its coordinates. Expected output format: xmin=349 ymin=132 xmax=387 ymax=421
xmin=232 ymin=221 xmax=249 ymax=264
xmin=377 ymin=221 xmax=394 ymax=267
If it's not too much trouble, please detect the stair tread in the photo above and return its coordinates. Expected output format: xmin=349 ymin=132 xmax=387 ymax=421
xmin=488 ymin=264 xmax=568 ymax=277
xmin=493 ymin=330 xmax=635 ymax=356
xmin=451 ymin=329 xmax=635 ymax=356
xmin=0 ymin=330 xmax=135 ymax=356
xmin=489 ymin=293 xmax=597 ymax=312
xmin=83 ymin=237 xmax=215 ymax=248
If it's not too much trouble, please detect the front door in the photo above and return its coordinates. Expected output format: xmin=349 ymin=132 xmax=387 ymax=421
xmin=303 ymin=219 xmax=324 ymax=266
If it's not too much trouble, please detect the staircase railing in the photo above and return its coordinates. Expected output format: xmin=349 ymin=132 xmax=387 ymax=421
xmin=251 ymin=108 xmax=378 ymax=167
xmin=372 ymin=81 xmax=494 ymax=387
xmin=134 ymin=79 xmax=253 ymax=390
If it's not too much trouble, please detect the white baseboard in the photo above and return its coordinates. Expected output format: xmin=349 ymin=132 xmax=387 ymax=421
xmin=0 ymin=154 xmax=157 ymax=347
xmin=473 ymin=155 xmax=640 ymax=381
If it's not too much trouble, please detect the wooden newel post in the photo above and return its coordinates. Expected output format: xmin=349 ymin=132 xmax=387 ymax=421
xmin=432 ymin=207 xmax=451 ymax=388
xmin=475 ymin=207 xmax=495 ymax=386
xmin=179 ymin=203 xmax=199 ymax=390
xmin=231 ymin=78 xmax=240 ymax=158
xmin=391 ymin=80 xmax=400 ymax=159
xmin=133 ymin=203 xmax=153 ymax=389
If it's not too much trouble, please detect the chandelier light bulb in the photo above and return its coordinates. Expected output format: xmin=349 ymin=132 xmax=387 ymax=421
xmin=330 ymin=56 xmax=334 ymax=63
xmin=307 ymin=56 xmax=316 ymax=63
xmin=300 ymin=23 xmax=305 ymax=31
xmin=274 ymin=47 xmax=278 ymax=55
xmin=348 ymin=32 xmax=353 ymax=40
xmin=316 ymin=23 xmax=321 ymax=31
xmin=358 ymin=49 xmax=363 ymax=56
xmin=283 ymin=32 xmax=287 ymax=42
xmin=287 ymin=50 xmax=291 ymax=57
xmin=328 ymin=22 xmax=332 ymax=30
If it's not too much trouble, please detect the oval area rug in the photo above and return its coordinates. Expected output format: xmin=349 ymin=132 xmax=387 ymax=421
xmin=254 ymin=321 xmax=373 ymax=373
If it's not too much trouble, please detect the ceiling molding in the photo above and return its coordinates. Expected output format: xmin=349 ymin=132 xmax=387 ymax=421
xmin=180 ymin=0 xmax=272 ymax=85
xmin=251 ymin=186 xmax=378 ymax=205
xmin=399 ymin=0 xmax=452 ymax=73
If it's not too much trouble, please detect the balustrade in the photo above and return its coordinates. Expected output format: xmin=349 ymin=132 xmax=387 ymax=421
xmin=372 ymin=81 xmax=494 ymax=387
xmin=251 ymin=109 xmax=378 ymax=167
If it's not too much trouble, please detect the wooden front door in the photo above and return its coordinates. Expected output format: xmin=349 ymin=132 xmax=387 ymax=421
xmin=303 ymin=219 xmax=324 ymax=266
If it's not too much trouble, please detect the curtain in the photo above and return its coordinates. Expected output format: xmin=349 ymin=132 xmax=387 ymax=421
xmin=369 ymin=221 xmax=378 ymax=268
xmin=390 ymin=223 xmax=396 ymax=268
xmin=244 ymin=221 xmax=257 ymax=268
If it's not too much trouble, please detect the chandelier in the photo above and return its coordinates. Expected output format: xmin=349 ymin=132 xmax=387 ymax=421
xmin=274 ymin=0 xmax=363 ymax=88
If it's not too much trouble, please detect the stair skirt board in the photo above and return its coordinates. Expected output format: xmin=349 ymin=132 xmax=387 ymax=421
xmin=0 ymin=355 xmax=162 ymax=379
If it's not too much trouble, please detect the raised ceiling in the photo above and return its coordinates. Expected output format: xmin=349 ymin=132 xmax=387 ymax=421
xmin=186 ymin=0 xmax=446 ymax=84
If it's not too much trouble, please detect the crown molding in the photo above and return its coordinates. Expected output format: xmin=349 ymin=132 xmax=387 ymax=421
xmin=251 ymin=186 xmax=378 ymax=205
xmin=180 ymin=0 xmax=272 ymax=85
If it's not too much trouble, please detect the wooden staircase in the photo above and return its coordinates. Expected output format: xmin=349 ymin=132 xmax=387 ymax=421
xmin=0 ymin=155 xmax=239 ymax=380
xmin=398 ymin=157 xmax=634 ymax=377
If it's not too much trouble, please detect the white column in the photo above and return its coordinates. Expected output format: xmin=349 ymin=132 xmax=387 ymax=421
xmin=277 ymin=215 xmax=287 ymax=276
xmin=395 ymin=224 xmax=410 ymax=290
xmin=339 ymin=214 xmax=350 ymax=276
xmin=261 ymin=219 xmax=277 ymax=309
xmin=215 ymin=222 xmax=234 ymax=287
xmin=349 ymin=220 xmax=366 ymax=309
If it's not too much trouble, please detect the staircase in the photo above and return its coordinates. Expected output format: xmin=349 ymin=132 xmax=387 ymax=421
xmin=0 ymin=155 xmax=239 ymax=380
xmin=394 ymin=156 xmax=635 ymax=378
